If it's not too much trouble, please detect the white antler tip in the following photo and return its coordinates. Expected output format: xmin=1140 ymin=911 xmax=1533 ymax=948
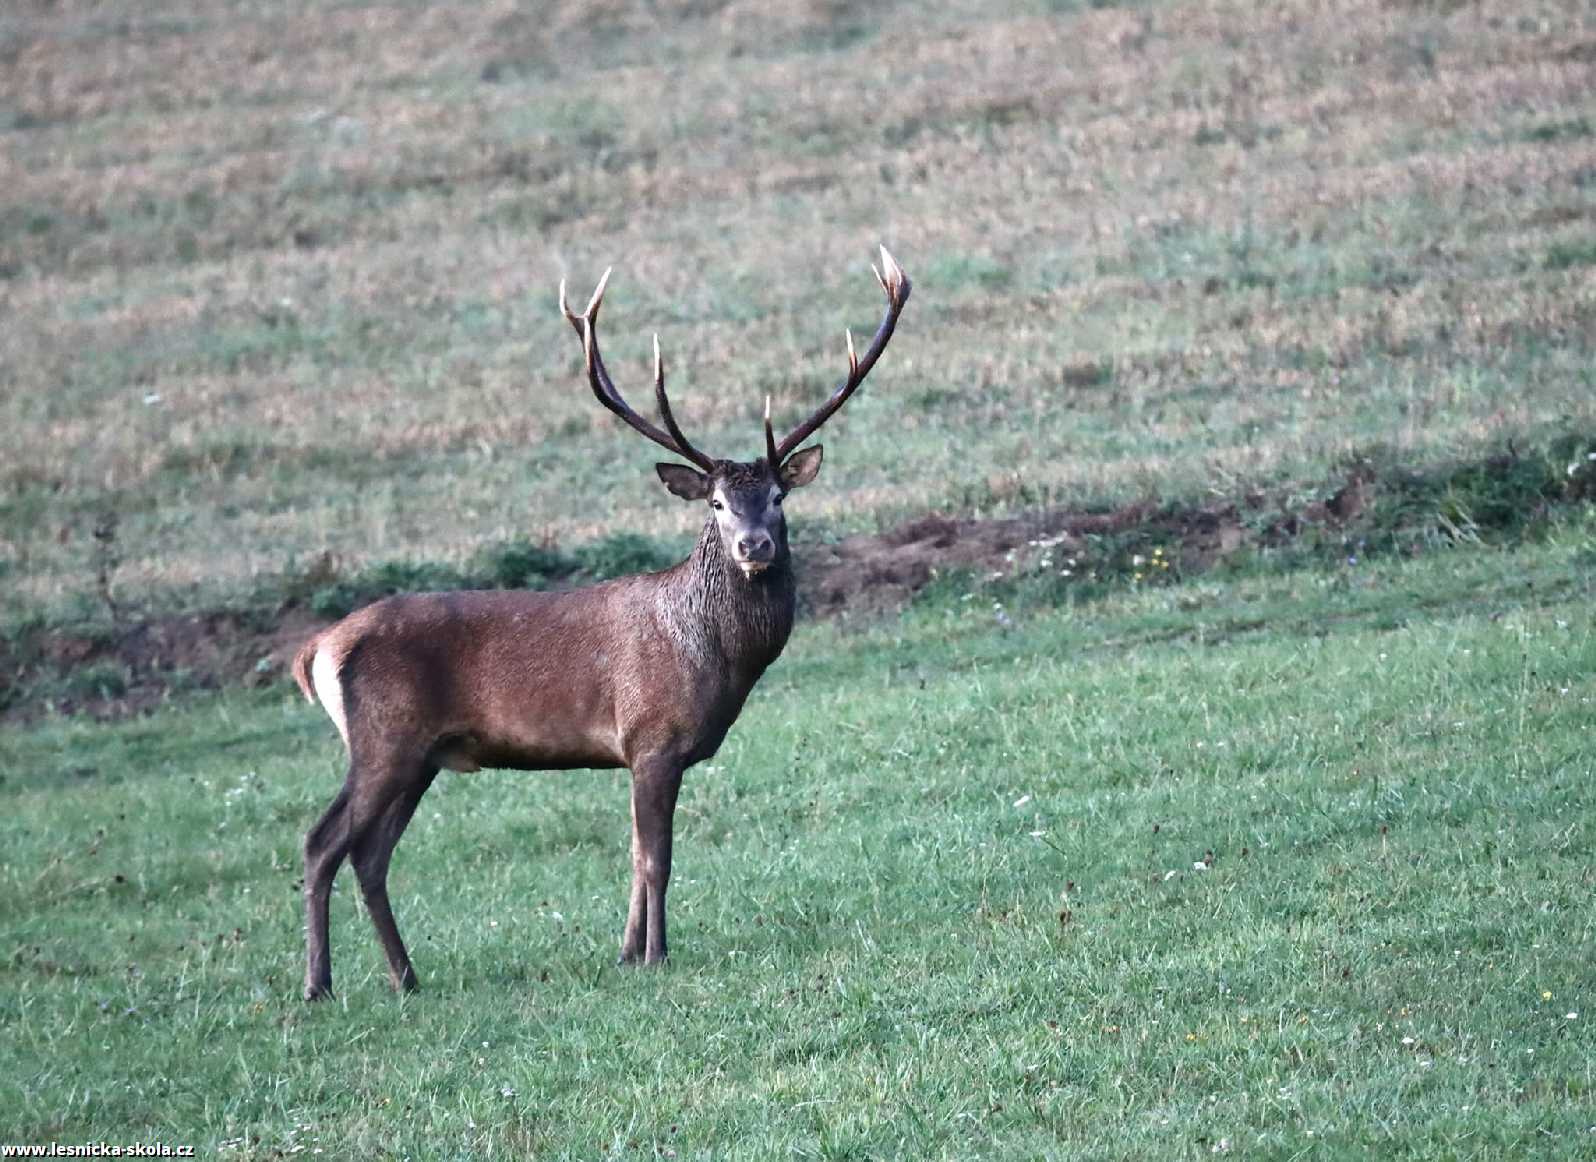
xmin=585 ymin=266 xmax=613 ymax=317
xmin=876 ymin=245 xmax=907 ymax=298
xmin=764 ymin=394 xmax=772 ymax=422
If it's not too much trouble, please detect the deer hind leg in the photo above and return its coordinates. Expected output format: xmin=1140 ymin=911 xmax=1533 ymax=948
xmin=349 ymin=765 xmax=438 ymax=993
xmin=303 ymin=783 xmax=353 ymax=1001
xmin=302 ymin=752 xmax=432 ymax=1001
xmin=619 ymin=755 xmax=684 ymax=966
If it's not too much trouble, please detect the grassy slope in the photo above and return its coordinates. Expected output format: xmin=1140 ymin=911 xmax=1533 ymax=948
xmin=4 ymin=532 xmax=1594 ymax=1157
xmin=2 ymin=0 xmax=1594 ymax=626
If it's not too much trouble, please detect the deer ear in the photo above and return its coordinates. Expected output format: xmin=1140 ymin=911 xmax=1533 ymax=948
xmin=656 ymin=463 xmax=712 ymax=501
xmin=779 ymin=445 xmax=823 ymax=490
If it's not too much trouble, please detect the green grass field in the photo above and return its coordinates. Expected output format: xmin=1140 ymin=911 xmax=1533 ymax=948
xmin=4 ymin=0 xmax=1596 ymax=1156
xmin=5 ymin=538 xmax=1596 ymax=1156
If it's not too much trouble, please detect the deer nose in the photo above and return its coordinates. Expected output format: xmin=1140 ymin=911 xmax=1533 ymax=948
xmin=737 ymin=533 xmax=774 ymax=561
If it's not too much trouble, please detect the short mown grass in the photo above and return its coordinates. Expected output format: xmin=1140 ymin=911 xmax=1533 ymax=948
xmin=3 ymin=531 xmax=1594 ymax=1157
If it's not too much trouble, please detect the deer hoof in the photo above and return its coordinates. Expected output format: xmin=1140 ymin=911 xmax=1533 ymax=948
xmin=303 ymin=983 xmax=334 ymax=1002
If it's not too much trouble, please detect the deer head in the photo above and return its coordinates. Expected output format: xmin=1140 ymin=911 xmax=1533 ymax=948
xmin=559 ymin=246 xmax=911 ymax=579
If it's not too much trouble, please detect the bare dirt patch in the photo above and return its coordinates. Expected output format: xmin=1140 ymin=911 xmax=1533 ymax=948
xmin=1 ymin=607 xmax=325 ymax=723
xmin=799 ymin=502 xmax=1249 ymax=620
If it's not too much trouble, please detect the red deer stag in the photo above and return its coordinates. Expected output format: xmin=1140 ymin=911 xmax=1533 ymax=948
xmin=292 ymin=248 xmax=910 ymax=999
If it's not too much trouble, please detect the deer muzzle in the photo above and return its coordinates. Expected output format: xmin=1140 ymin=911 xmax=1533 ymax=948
xmin=735 ymin=533 xmax=775 ymax=575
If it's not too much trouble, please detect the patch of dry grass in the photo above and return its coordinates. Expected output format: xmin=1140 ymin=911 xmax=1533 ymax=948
xmin=2 ymin=0 xmax=1593 ymax=623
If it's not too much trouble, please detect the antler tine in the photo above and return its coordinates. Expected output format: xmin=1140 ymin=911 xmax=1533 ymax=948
xmin=773 ymin=245 xmax=911 ymax=464
xmin=651 ymin=332 xmax=713 ymax=468
xmin=764 ymin=394 xmax=779 ymax=468
xmin=560 ymin=267 xmax=610 ymax=333
xmin=560 ymin=270 xmax=716 ymax=471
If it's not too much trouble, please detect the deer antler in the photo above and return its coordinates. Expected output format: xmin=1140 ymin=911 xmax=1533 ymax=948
xmin=770 ymin=246 xmax=911 ymax=465
xmin=560 ymin=270 xmax=717 ymax=472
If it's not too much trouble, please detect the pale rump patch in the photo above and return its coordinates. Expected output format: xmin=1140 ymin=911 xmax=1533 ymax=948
xmin=310 ymin=645 xmax=350 ymax=749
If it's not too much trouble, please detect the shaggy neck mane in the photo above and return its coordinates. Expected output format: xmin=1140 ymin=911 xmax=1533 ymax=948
xmin=662 ymin=515 xmax=795 ymax=679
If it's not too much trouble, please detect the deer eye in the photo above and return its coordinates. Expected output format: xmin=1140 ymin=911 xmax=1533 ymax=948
xmin=772 ymin=494 xmax=784 ymax=507
xmin=710 ymin=498 xmax=724 ymax=511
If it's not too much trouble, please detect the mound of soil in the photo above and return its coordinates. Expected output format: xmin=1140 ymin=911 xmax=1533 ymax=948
xmin=799 ymin=501 xmax=1248 ymax=620
xmin=2 ymin=607 xmax=328 ymax=723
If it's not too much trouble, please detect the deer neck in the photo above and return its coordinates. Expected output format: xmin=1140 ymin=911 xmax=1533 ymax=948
xmin=664 ymin=517 xmax=795 ymax=682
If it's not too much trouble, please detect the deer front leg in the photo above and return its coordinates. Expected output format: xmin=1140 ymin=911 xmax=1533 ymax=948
xmin=619 ymin=756 xmax=683 ymax=966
